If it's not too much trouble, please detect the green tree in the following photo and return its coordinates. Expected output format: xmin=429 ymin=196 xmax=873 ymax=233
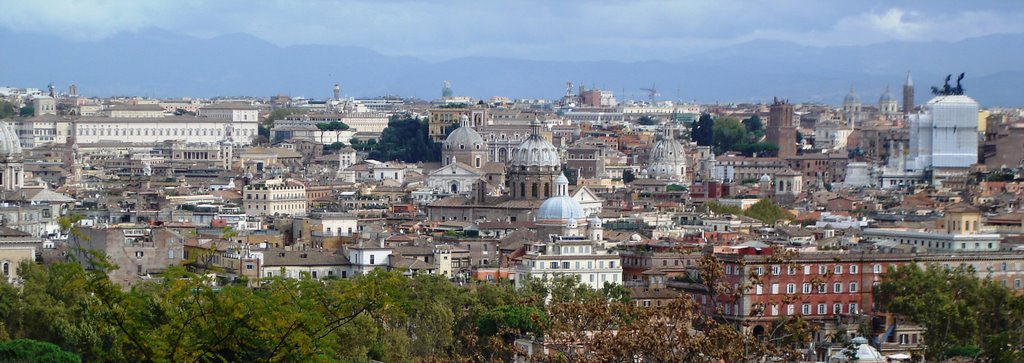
xmin=266 ymin=108 xmax=304 ymax=125
xmin=19 ymin=106 xmax=33 ymax=117
xmin=733 ymin=142 xmax=779 ymax=157
xmin=690 ymin=113 xmax=714 ymax=146
xmin=712 ymin=117 xmax=746 ymax=154
xmin=637 ymin=115 xmax=659 ymax=126
xmin=742 ymin=115 xmax=763 ymax=133
xmin=0 ymin=101 xmax=18 ymax=119
xmin=316 ymin=121 xmax=350 ymax=143
xmin=743 ymin=198 xmax=795 ymax=225
xmin=0 ymin=339 xmax=81 ymax=363
xmin=875 ymin=263 xmax=1024 ymax=361
xmin=622 ymin=169 xmax=636 ymax=183
xmin=367 ymin=116 xmax=440 ymax=162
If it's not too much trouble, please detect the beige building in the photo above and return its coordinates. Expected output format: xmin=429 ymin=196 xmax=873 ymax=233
xmin=427 ymin=107 xmax=489 ymax=141
xmin=243 ymin=178 xmax=308 ymax=216
xmin=0 ymin=226 xmax=40 ymax=283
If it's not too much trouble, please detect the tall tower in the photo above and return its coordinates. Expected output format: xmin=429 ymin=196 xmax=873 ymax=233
xmin=902 ymin=71 xmax=914 ymax=115
xmin=767 ymin=98 xmax=797 ymax=158
xmin=332 ymin=83 xmax=341 ymax=101
xmin=842 ymin=87 xmax=862 ymax=128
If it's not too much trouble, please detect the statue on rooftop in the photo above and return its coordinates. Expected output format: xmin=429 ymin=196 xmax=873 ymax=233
xmin=931 ymin=73 xmax=965 ymax=96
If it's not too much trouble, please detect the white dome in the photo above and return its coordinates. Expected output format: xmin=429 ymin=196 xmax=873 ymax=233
xmin=759 ymin=173 xmax=772 ymax=182
xmin=443 ymin=125 xmax=485 ymax=150
xmin=647 ymin=129 xmax=687 ymax=180
xmin=510 ymin=119 xmax=560 ymax=167
xmin=537 ymin=196 xmax=587 ymax=221
xmin=0 ymin=121 xmax=23 ymax=159
xmin=443 ymin=114 xmax=485 ymax=151
xmin=589 ymin=216 xmax=602 ymax=228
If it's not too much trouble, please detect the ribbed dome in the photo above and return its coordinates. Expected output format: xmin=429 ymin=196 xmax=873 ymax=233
xmin=443 ymin=115 xmax=485 ymax=151
xmin=647 ymin=128 xmax=687 ymax=180
xmin=510 ymin=118 xmax=560 ymax=167
xmin=0 ymin=121 xmax=23 ymax=159
xmin=537 ymin=196 xmax=587 ymax=221
xmin=536 ymin=171 xmax=586 ymax=221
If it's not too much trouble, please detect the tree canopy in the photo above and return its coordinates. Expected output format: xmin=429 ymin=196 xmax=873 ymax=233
xmin=0 ymin=101 xmax=18 ymax=119
xmin=636 ymin=115 xmax=659 ymax=126
xmin=690 ymin=113 xmax=714 ymax=146
xmin=703 ymin=199 xmax=794 ymax=225
xmin=742 ymin=115 xmax=763 ymax=133
xmin=711 ymin=117 xmax=746 ymax=154
xmin=367 ymin=116 xmax=440 ymax=163
xmin=0 ymin=254 xmax=807 ymax=362
xmin=875 ymin=263 xmax=1024 ymax=362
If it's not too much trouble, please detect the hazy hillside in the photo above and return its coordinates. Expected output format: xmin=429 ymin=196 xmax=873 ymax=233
xmin=1 ymin=28 xmax=1020 ymax=106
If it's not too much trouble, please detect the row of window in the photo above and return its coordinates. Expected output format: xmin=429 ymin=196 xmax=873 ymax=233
xmin=245 ymin=192 xmax=304 ymax=200
xmin=732 ymin=302 xmax=862 ymax=317
xmin=78 ymin=127 xmax=252 ymax=137
xmin=529 ymin=259 xmax=616 ymax=270
xmin=740 ymin=263 xmax=889 ymax=276
xmin=755 ymin=282 xmax=860 ymax=295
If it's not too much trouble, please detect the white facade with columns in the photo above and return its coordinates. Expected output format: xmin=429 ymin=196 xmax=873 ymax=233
xmin=73 ymin=116 xmax=258 ymax=145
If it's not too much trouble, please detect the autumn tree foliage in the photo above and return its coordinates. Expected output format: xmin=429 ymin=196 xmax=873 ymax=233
xmin=0 ymin=252 xmax=817 ymax=362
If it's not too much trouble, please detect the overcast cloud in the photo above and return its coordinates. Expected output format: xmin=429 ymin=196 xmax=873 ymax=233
xmin=1 ymin=0 xmax=1023 ymax=61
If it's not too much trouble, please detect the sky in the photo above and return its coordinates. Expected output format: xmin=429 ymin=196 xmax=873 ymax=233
xmin=2 ymin=0 xmax=1024 ymax=62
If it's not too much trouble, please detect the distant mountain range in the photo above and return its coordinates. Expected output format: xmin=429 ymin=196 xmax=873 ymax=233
xmin=1 ymin=28 xmax=1022 ymax=106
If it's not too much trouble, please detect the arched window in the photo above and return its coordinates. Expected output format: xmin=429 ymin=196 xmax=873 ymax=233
xmin=1 ymin=261 xmax=8 ymax=277
xmin=531 ymin=183 xmax=538 ymax=198
xmin=544 ymin=182 xmax=550 ymax=197
xmin=520 ymin=182 xmax=526 ymax=198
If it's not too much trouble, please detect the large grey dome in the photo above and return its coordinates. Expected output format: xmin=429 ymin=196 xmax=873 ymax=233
xmin=443 ymin=115 xmax=485 ymax=151
xmin=0 ymin=121 xmax=23 ymax=159
xmin=510 ymin=118 xmax=560 ymax=167
xmin=647 ymin=128 xmax=687 ymax=181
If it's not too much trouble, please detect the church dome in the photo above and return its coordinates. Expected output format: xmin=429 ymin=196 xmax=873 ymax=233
xmin=510 ymin=118 xmax=560 ymax=167
xmin=443 ymin=115 xmax=485 ymax=151
xmin=536 ymin=171 xmax=586 ymax=222
xmin=0 ymin=121 xmax=23 ymax=159
xmin=879 ymin=86 xmax=894 ymax=103
xmin=843 ymin=87 xmax=861 ymax=105
xmin=759 ymin=173 xmax=772 ymax=183
xmin=537 ymin=196 xmax=586 ymax=221
xmin=647 ymin=127 xmax=688 ymax=181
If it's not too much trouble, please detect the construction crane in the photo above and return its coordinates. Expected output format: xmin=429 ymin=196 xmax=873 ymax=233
xmin=640 ymin=83 xmax=660 ymax=104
